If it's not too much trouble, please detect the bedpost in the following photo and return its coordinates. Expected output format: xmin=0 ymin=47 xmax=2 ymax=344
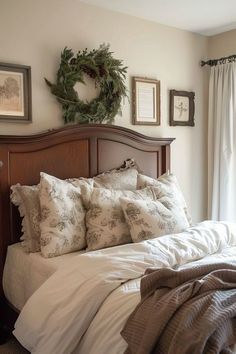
xmin=0 ymin=146 xmax=11 ymax=298
xmin=161 ymin=144 xmax=171 ymax=175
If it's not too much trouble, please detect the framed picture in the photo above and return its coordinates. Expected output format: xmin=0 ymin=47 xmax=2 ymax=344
xmin=169 ymin=90 xmax=195 ymax=126
xmin=0 ymin=63 xmax=32 ymax=123
xmin=132 ymin=77 xmax=160 ymax=125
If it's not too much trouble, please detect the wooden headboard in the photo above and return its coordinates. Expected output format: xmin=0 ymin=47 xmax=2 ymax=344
xmin=0 ymin=123 xmax=174 ymax=294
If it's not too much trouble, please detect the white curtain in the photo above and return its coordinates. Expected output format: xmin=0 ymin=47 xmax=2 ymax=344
xmin=208 ymin=62 xmax=236 ymax=221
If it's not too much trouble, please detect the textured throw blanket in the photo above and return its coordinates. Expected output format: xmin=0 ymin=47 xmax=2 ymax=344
xmin=121 ymin=262 xmax=236 ymax=354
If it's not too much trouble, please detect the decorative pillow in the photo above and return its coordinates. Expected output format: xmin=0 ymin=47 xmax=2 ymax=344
xmin=10 ymin=177 xmax=94 ymax=253
xmin=66 ymin=177 xmax=94 ymax=209
xmin=39 ymin=173 xmax=87 ymax=258
xmin=94 ymin=168 xmax=138 ymax=190
xmin=101 ymin=158 xmax=139 ymax=174
xmin=120 ymin=196 xmax=189 ymax=243
xmin=86 ymin=187 xmax=156 ymax=251
xmin=10 ymin=184 xmax=40 ymax=252
xmin=137 ymin=173 xmax=192 ymax=225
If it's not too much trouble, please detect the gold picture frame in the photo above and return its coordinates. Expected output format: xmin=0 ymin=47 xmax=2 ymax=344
xmin=0 ymin=63 xmax=32 ymax=123
xmin=132 ymin=77 xmax=160 ymax=125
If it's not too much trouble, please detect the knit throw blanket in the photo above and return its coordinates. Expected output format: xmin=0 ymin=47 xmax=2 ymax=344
xmin=121 ymin=262 xmax=236 ymax=354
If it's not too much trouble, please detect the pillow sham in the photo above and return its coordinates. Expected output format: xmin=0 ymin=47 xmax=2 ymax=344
xmin=137 ymin=173 xmax=192 ymax=225
xmin=86 ymin=187 xmax=155 ymax=251
xmin=94 ymin=167 xmax=138 ymax=190
xmin=120 ymin=196 xmax=189 ymax=243
xmin=97 ymin=158 xmax=139 ymax=174
xmin=67 ymin=177 xmax=94 ymax=209
xmin=39 ymin=173 xmax=87 ymax=258
xmin=10 ymin=177 xmax=94 ymax=253
xmin=10 ymin=184 xmax=41 ymax=253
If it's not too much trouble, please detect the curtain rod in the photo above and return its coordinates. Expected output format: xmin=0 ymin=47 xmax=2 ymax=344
xmin=201 ymin=54 xmax=236 ymax=67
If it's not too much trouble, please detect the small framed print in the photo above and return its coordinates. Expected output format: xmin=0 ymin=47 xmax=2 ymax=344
xmin=132 ymin=77 xmax=160 ymax=125
xmin=0 ymin=63 xmax=32 ymax=123
xmin=169 ymin=90 xmax=195 ymax=126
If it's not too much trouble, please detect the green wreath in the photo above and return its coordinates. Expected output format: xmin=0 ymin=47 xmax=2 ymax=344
xmin=45 ymin=44 xmax=128 ymax=124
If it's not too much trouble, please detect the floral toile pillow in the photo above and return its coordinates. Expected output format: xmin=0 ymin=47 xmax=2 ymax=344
xmin=137 ymin=173 xmax=192 ymax=225
xmin=39 ymin=173 xmax=87 ymax=258
xmin=86 ymin=187 xmax=156 ymax=251
xmin=67 ymin=177 xmax=94 ymax=209
xmin=10 ymin=178 xmax=94 ymax=253
xmin=11 ymin=184 xmax=41 ymax=253
xmin=94 ymin=167 xmax=138 ymax=190
xmin=120 ymin=196 xmax=189 ymax=243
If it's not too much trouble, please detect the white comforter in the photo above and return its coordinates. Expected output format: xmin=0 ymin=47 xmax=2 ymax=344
xmin=14 ymin=221 xmax=236 ymax=354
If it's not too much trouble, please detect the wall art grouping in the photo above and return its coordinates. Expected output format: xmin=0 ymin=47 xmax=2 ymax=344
xmin=0 ymin=49 xmax=195 ymax=128
xmin=131 ymin=76 xmax=195 ymax=127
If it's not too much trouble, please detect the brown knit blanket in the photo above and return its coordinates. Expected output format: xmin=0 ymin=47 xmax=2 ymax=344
xmin=121 ymin=262 xmax=236 ymax=354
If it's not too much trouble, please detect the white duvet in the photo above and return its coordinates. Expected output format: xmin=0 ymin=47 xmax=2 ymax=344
xmin=14 ymin=221 xmax=236 ymax=354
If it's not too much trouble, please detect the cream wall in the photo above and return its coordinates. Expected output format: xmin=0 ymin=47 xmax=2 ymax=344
xmin=0 ymin=0 xmax=208 ymax=222
xmin=208 ymin=29 xmax=236 ymax=58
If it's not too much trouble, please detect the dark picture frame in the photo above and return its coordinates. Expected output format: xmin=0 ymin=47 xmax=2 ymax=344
xmin=169 ymin=90 xmax=195 ymax=126
xmin=0 ymin=63 xmax=32 ymax=123
xmin=132 ymin=77 xmax=160 ymax=126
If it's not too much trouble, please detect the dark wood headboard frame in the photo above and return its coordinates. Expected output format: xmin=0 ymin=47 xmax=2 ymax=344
xmin=0 ymin=123 xmax=174 ymax=295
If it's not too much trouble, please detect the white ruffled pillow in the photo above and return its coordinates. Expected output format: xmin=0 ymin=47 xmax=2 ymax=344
xmin=10 ymin=185 xmax=41 ymax=252
xmin=94 ymin=168 xmax=138 ymax=190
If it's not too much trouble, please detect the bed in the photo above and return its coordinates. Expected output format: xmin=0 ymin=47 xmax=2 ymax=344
xmin=0 ymin=124 xmax=173 ymax=315
xmin=1 ymin=124 xmax=236 ymax=354
xmin=0 ymin=123 xmax=173 ymax=298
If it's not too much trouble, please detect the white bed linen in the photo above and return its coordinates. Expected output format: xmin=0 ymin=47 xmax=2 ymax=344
xmin=78 ymin=247 xmax=236 ymax=354
xmin=14 ymin=221 xmax=236 ymax=354
xmin=3 ymin=243 xmax=85 ymax=311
